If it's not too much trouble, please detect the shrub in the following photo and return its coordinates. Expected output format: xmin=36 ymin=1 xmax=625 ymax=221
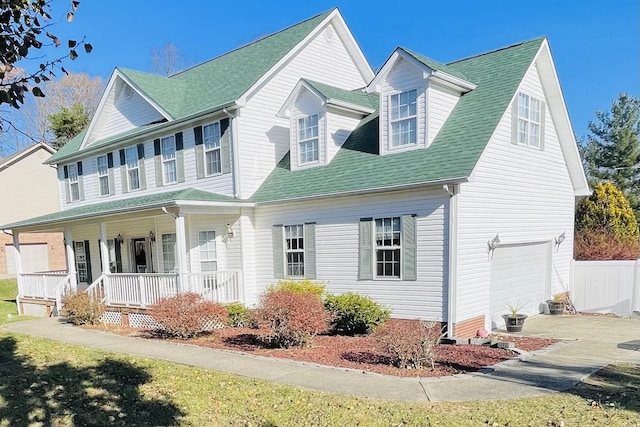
xmin=373 ymin=319 xmax=443 ymax=369
xmin=226 ymin=302 xmax=250 ymax=327
xmin=324 ymin=292 xmax=390 ymax=335
xmin=267 ymin=279 xmax=326 ymax=300
xmin=148 ymin=293 xmax=228 ymax=339
xmin=576 ymin=182 xmax=639 ymax=242
xmin=574 ymin=227 xmax=640 ymax=260
xmin=61 ymin=291 xmax=105 ymax=325
xmin=257 ymin=289 xmax=330 ymax=348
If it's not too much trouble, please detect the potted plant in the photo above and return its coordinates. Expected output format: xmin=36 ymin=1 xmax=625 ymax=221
xmin=502 ymin=301 xmax=527 ymax=333
xmin=546 ymin=294 xmax=565 ymax=315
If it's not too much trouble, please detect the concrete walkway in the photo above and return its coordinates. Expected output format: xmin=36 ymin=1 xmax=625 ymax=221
xmin=3 ymin=315 xmax=639 ymax=402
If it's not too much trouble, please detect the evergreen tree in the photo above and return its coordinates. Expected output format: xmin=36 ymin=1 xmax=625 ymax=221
xmin=47 ymin=102 xmax=88 ymax=148
xmin=581 ymin=93 xmax=640 ymax=214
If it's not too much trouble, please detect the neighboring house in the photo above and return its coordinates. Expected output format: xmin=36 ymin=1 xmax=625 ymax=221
xmin=0 ymin=143 xmax=65 ymax=275
xmin=1 ymin=9 xmax=589 ymax=336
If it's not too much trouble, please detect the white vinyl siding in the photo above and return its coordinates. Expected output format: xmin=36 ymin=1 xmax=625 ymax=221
xmin=253 ymin=189 xmax=447 ymax=319
xmin=455 ymin=62 xmax=575 ymax=330
xmin=161 ymin=136 xmax=177 ymax=184
xmin=428 ymin=83 xmax=460 ymax=145
xmin=237 ymin=22 xmax=368 ymax=197
xmin=97 ymin=155 xmax=109 ymax=196
xmin=379 ymin=58 xmax=427 ymax=155
xmin=325 ymin=108 xmax=361 ymax=163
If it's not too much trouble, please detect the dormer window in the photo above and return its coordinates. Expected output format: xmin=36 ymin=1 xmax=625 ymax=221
xmin=390 ymin=89 xmax=417 ymax=147
xmin=515 ymin=92 xmax=544 ymax=149
xmin=298 ymin=114 xmax=319 ymax=164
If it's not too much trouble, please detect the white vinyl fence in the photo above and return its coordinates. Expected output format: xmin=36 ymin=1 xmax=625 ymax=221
xmin=572 ymin=260 xmax=640 ymax=316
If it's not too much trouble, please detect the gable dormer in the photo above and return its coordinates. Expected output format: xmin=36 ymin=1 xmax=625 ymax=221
xmin=367 ymin=48 xmax=476 ymax=156
xmin=279 ymin=79 xmax=376 ymax=170
xmin=81 ymin=69 xmax=171 ymax=148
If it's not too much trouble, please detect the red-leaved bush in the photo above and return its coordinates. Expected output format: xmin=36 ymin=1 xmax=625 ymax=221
xmin=574 ymin=228 xmax=640 ymax=260
xmin=148 ymin=293 xmax=228 ymax=339
xmin=257 ymin=289 xmax=330 ymax=348
xmin=373 ymin=319 xmax=444 ymax=369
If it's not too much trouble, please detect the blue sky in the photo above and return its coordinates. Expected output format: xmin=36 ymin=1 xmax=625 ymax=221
xmin=33 ymin=0 xmax=639 ymax=139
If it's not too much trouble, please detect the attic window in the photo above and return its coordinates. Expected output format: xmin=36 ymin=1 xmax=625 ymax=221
xmin=390 ymin=90 xmax=417 ymax=147
xmin=514 ymin=92 xmax=545 ymax=149
xmin=298 ymin=114 xmax=319 ymax=164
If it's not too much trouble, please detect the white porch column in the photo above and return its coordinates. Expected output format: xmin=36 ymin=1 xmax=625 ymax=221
xmin=64 ymin=229 xmax=77 ymax=290
xmin=99 ymin=223 xmax=110 ymax=275
xmin=12 ymin=232 xmax=23 ymax=315
xmin=175 ymin=214 xmax=188 ymax=292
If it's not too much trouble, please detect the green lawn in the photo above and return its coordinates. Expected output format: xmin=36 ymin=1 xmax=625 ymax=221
xmin=0 ymin=279 xmax=17 ymax=322
xmin=0 ymin=279 xmax=638 ymax=426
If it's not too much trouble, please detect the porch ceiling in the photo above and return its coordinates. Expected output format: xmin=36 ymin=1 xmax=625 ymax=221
xmin=1 ymin=188 xmax=252 ymax=232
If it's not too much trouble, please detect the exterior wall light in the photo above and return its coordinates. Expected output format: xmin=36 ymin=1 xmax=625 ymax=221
xmin=116 ymin=234 xmax=124 ymax=243
xmin=488 ymin=233 xmax=500 ymax=259
xmin=149 ymin=230 xmax=156 ymax=242
xmin=226 ymin=223 xmax=234 ymax=239
xmin=554 ymin=231 xmax=566 ymax=251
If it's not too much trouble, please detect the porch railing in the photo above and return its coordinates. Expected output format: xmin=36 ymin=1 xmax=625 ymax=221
xmin=104 ymin=273 xmax=178 ymax=307
xmin=19 ymin=272 xmax=71 ymax=300
xmin=183 ymin=271 xmax=242 ymax=303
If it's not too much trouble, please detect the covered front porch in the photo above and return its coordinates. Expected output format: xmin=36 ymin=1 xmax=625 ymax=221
xmin=5 ymin=189 xmax=254 ymax=316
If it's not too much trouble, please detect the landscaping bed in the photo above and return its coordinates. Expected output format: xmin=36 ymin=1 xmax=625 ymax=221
xmin=99 ymin=322 xmax=557 ymax=378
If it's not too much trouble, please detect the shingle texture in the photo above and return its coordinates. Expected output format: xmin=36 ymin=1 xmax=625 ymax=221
xmin=1 ymin=189 xmax=239 ymax=229
xmin=251 ymin=38 xmax=544 ymax=203
xmin=303 ymin=79 xmax=378 ymax=110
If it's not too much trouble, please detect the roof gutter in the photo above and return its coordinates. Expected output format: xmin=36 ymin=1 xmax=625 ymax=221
xmin=254 ymin=176 xmax=469 ymax=205
xmin=46 ymin=101 xmax=242 ymax=165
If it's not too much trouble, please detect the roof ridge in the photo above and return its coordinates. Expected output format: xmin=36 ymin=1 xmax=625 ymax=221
xmin=447 ymin=36 xmax=546 ymax=65
xmin=170 ymin=9 xmax=335 ymax=79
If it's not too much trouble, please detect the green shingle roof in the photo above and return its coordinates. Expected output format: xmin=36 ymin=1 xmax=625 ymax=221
xmin=1 ymin=189 xmax=241 ymax=229
xmin=47 ymin=10 xmax=333 ymax=164
xmin=251 ymin=38 xmax=544 ymax=203
xmin=303 ymin=79 xmax=378 ymax=110
xmin=401 ymin=48 xmax=470 ymax=82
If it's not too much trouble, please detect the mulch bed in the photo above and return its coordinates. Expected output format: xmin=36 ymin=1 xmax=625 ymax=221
xmin=95 ymin=322 xmax=558 ymax=378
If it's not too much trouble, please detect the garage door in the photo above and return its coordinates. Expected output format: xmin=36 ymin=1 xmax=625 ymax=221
xmin=5 ymin=244 xmax=49 ymax=274
xmin=489 ymin=242 xmax=550 ymax=329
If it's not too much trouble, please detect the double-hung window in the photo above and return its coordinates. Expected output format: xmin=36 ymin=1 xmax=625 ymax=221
xmin=298 ymin=115 xmax=319 ymax=164
xmin=198 ymin=231 xmax=217 ymax=272
xmin=97 ymin=155 xmax=109 ymax=196
xmin=125 ymin=146 xmax=140 ymax=191
xmin=68 ymin=163 xmax=80 ymax=202
xmin=203 ymin=123 xmax=221 ymax=175
xmin=161 ymin=136 xmax=177 ymax=184
xmin=161 ymin=233 xmax=177 ymax=273
xmin=390 ymin=90 xmax=417 ymax=147
xmin=285 ymin=224 xmax=304 ymax=277
xmin=375 ymin=217 xmax=401 ymax=278
xmin=516 ymin=92 xmax=542 ymax=148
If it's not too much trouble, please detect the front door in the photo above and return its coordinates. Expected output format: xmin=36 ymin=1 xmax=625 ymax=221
xmin=132 ymin=238 xmax=149 ymax=273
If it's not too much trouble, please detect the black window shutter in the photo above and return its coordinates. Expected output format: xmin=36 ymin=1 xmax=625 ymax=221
xmin=175 ymin=132 xmax=183 ymax=150
xmin=77 ymin=161 xmax=83 ymax=176
xmin=107 ymin=152 xmax=114 ymax=168
xmin=63 ymin=165 xmax=68 ymax=179
xmin=84 ymin=240 xmax=93 ymax=283
xmin=154 ymin=139 xmax=161 ymax=156
xmin=220 ymin=118 xmax=230 ymax=135
xmin=194 ymin=126 xmax=203 ymax=145
xmin=137 ymin=143 xmax=145 ymax=160
xmin=119 ymin=149 xmax=126 ymax=165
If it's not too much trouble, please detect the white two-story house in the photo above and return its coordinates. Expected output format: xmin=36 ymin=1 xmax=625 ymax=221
xmin=3 ymin=8 xmax=589 ymax=336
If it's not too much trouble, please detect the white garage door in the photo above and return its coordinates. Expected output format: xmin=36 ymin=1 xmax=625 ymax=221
xmin=490 ymin=242 xmax=550 ymax=329
xmin=5 ymin=244 xmax=49 ymax=274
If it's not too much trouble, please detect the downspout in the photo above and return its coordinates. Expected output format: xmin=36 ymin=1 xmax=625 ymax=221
xmin=444 ymin=184 xmax=459 ymax=338
xmin=223 ymin=107 xmax=241 ymax=199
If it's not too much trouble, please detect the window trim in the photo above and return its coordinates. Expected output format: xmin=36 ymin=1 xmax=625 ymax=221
xmin=97 ymin=154 xmax=110 ymax=197
xmin=203 ymin=122 xmax=222 ymax=176
xmin=515 ymin=92 xmax=543 ymax=149
xmin=389 ymin=89 xmax=418 ymax=148
xmin=198 ymin=230 xmax=217 ymax=272
xmin=68 ymin=163 xmax=80 ymax=202
xmin=374 ymin=217 xmax=402 ymax=279
xmin=125 ymin=146 xmax=140 ymax=191
xmin=161 ymin=135 xmax=177 ymax=184
xmin=284 ymin=224 xmax=305 ymax=278
xmin=298 ymin=114 xmax=319 ymax=165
